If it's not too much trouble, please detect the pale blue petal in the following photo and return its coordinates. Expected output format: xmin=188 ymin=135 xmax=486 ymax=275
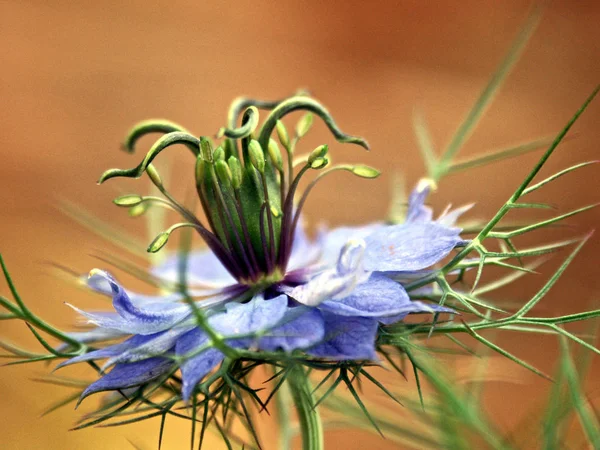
xmin=437 ymin=203 xmax=473 ymax=226
xmin=287 ymin=218 xmax=321 ymax=271
xmin=176 ymin=328 xmax=225 ymax=401
xmin=175 ymin=294 xmax=289 ymax=400
xmin=80 ymin=357 xmax=174 ymax=400
xmin=73 ymin=271 xmax=192 ymax=335
xmin=56 ymin=328 xmax=127 ymax=352
xmin=317 ymin=224 xmax=383 ymax=266
xmin=210 ymin=294 xmax=288 ymax=337
xmin=57 ymin=333 xmax=158 ymax=368
xmin=86 ymin=273 xmax=236 ymax=312
xmin=290 ymin=240 xmax=370 ymax=307
xmin=405 ymin=181 xmax=433 ymax=224
xmin=318 ymin=273 xmax=413 ymax=318
xmin=258 ymin=308 xmax=325 ymax=352
xmin=104 ymin=326 xmax=194 ymax=367
xmin=152 ymin=250 xmax=236 ymax=287
xmin=363 ymin=222 xmax=462 ymax=272
xmin=308 ymin=314 xmax=378 ymax=360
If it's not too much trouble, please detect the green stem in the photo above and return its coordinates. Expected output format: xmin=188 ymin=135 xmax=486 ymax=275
xmin=287 ymin=365 xmax=324 ymax=450
xmin=276 ymin=372 xmax=293 ymax=450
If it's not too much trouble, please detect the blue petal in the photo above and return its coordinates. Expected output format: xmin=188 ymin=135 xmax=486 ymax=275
xmin=56 ymin=328 xmax=127 ymax=352
xmin=437 ymin=203 xmax=473 ymax=226
xmin=318 ymin=273 xmax=414 ymax=318
xmin=289 ymin=240 xmax=370 ymax=307
xmin=80 ymin=357 xmax=174 ymax=400
xmin=307 ymin=313 xmax=378 ymax=360
xmin=176 ymin=328 xmax=225 ymax=401
xmin=152 ymin=250 xmax=236 ymax=287
xmin=258 ymin=307 xmax=325 ymax=352
xmin=210 ymin=294 xmax=288 ymax=336
xmin=405 ymin=180 xmax=433 ymax=224
xmin=287 ymin=217 xmax=321 ymax=271
xmin=317 ymin=224 xmax=383 ymax=266
xmin=104 ymin=326 xmax=193 ymax=368
xmin=363 ymin=222 xmax=462 ymax=272
xmin=57 ymin=333 xmax=158 ymax=368
xmin=175 ymin=294 xmax=289 ymax=400
xmin=72 ymin=271 xmax=192 ymax=335
xmin=86 ymin=273 xmax=237 ymax=312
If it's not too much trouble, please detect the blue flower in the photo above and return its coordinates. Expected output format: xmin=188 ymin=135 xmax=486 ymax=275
xmin=62 ymin=179 xmax=466 ymax=401
xmin=58 ymin=95 xmax=472 ymax=402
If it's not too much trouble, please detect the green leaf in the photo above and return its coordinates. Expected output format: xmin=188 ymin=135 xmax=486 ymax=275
xmin=559 ymin=336 xmax=600 ymax=447
xmin=436 ymin=6 xmax=542 ymax=176
xmin=412 ymin=107 xmax=437 ymax=178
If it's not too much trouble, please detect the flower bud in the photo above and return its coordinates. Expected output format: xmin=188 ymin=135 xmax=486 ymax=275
xmin=213 ymin=145 xmax=225 ymax=162
xmin=215 ymin=160 xmax=232 ymax=188
xmin=267 ymin=138 xmax=283 ymax=171
xmin=295 ymin=113 xmax=313 ymax=138
xmin=276 ymin=120 xmax=290 ymax=148
xmin=307 ymin=144 xmax=328 ymax=165
xmin=228 ymin=156 xmax=243 ymax=190
xmin=248 ymin=139 xmax=265 ymax=173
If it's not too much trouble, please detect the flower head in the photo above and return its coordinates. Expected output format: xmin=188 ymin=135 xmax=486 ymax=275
xmin=58 ymin=94 xmax=468 ymax=403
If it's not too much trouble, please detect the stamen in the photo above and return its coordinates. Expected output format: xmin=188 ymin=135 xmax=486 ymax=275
xmin=289 ymin=164 xmax=381 ymax=257
xmin=259 ymin=202 xmax=273 ymax=272
xmin=277 ymin=163 xmax=311 ymax=268
xmin=146 ymin=164 xmax=242 ymax=279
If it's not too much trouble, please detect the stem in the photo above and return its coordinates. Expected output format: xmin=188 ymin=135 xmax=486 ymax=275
xmin=287 ymin=365 xmax=324 ymax=450
xmin=275 ymin=371 xmax=293 ymax=450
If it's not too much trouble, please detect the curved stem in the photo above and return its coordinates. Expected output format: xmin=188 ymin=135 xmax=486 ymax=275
xmin=287 ymin=365 xmax=324 ymax=450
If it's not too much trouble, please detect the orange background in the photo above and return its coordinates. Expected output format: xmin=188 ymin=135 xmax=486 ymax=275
xmin=1 ymin=1 xmax=599 ymax=449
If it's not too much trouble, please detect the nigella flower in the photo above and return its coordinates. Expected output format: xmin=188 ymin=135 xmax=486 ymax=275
xmin=58 ymin=95 xmax=467 ymax=403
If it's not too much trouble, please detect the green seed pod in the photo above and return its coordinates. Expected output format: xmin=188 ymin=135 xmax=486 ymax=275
xmin=228 ymin=156 xmax=243 ymax=190
xmin=213 ymin=145 xmax=225 ymax=161
xmin=199 ymin=136 xmax=213 ymax=162
xmin=310 ymin=156 xmax=329 ymax=170
xmin=267 ymin=138 xmax=283 ymax=171
xmin=276 ymin=120 xmax=289 ymax=148
xmin=248 ymin=139 xmax=265 ymax=173
xmin=113 ymin=194 xmax=143 ymax=207
xmin=295 ymin=113 xmax=314 ymax=138
xmin=307 ymin=144 xmax=328 ymax=165
xmin=215 ymin=159 xmax=232 ymax=188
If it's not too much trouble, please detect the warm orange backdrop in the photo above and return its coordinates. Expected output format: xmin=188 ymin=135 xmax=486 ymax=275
xmin=1 ymin=1 xmax=599 ymax=449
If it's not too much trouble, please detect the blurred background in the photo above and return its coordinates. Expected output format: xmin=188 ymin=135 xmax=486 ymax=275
xmin=1 ymin=0 xmax=599 ymax=448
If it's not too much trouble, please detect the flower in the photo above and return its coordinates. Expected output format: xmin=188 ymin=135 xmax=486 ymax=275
xmin=58 ymin=95 xmax=468 ymax=402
